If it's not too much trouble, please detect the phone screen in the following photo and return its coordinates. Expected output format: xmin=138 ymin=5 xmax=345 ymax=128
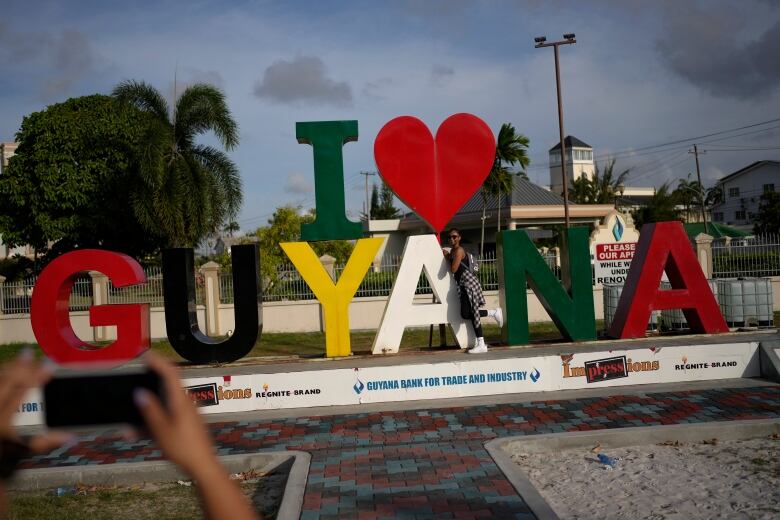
xmin=44 ymin=370 xmax=163 ymax=428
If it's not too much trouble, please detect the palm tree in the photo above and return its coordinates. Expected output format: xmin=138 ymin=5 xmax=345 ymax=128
xmin=223 ymin=221 xmax=240 ymax=237
xmin=113 ymin=80 xmax=242 ymax=248
xmin=591 ymin=159 xmax=630 ymax=204
xmin=568 ymin=158 xmax=629 ymax=205
xmin=631 ymin=182 xmax=680 ymax=229
xmin=568 ymin=175 xmax=595 ymax=204
xmin=480 ymin=123 xmax=529 ymax=257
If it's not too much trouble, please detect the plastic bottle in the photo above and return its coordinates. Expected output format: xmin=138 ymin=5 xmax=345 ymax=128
xmin=49 ymin=486 xmax=76 ymax=496
xmin=597 ymin=453 xmax=617 ymax=468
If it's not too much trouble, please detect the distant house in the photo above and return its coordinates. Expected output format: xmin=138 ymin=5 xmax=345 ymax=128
xmin=710 ymin=160 xmax=779 ymax=230
xmin=214 ymin=235 xmax=259 ymax=255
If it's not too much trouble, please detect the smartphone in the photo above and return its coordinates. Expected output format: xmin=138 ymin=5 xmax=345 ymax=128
xmin=44 ymin=368 xmax=164 ymax=428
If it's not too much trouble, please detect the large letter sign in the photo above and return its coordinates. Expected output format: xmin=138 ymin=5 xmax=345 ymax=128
xmin=498 ymin=227 xmax=596 ymax=344
xmin=608 ymin=221 xmax=729 ymax=338
xmin=374 ymin=114 xmax=495 ymax=234
xmin=372 ymin=235 xmax=474 ymax=354
xmin=162 ymin=245 xmax=262 ymax=364
xmin=296 ymin=120 xmax=363 ymax=241
xmin=31 ymin=250 xmax=150 ymax=365
xmin=281 ymin=238 xmax=382 ymax=357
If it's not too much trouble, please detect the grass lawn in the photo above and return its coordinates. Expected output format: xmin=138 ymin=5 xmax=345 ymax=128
xmin=0 ymin=322 xmax=561 ymax=364
xmin=8 ymin=473 xmax=285 ymax=520
xmin=1 ymin=312 xmax=777 ymax=365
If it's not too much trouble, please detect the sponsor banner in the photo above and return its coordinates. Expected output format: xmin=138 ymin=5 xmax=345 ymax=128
xmin=551 ymin=342 xmax=759 ymax=390
xmin=252 ymin=369 xmax=356 ymax=410
xmin=12 ymin=388 xmax=44 ymax=427
xmin=556 ymin=351 xmax=661 ymax=390
xmin=12 ymin=342 xmax=761 ymax=425
xmin=181 ymin=374 xmax=257 ymax=414
xmin=594 ymin=242 xmax=636 ymax=285
xmin=655 ymin=342 xmax=760 ymax=383
xmin=350 ymin=358 xmax=550 ymax=404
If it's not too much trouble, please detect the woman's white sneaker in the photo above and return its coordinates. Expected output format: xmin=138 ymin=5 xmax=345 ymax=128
xmin=468 ymin=337 xmax=488 ymax=354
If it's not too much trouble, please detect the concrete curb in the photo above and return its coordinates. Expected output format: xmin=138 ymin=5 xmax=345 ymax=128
xmin=484 ymin=439 xmax=559 ymax=520
xmin=276 ymin=450 xmax=310 ymax=520
xmin=485 ymin=418 xmax=780 ymax=520
xmin=8 ymin=450 xmax=310 ymax=520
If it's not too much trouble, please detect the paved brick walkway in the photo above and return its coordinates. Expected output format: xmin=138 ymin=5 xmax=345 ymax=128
xmin=20 ymin=385 xmax=780 ymax=519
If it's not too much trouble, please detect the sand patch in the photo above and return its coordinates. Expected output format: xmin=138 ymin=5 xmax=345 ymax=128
xmin=509 ymin=436 xmax=780 ymax=519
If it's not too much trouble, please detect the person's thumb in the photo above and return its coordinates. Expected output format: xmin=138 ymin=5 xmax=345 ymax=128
xmin=133 ymin=388 xmax=169 ymax=441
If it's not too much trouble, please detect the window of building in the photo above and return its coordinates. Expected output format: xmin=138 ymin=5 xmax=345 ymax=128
xmin=735 ymin=210 xmax=746 ymax=220
xmin=763 ymin=183 xmax=775 ymax=193
xmin=713 ymin=212 xmax=723 ymax=222
xmin=728 ymin=187 xmax=740 ymax=198
xmin=550 ymin=152 xmax=561 ymax=165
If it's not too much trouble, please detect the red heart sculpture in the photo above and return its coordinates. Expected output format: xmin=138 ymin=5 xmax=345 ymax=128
xmin=374 ymin=113 xmax=496 ymax=233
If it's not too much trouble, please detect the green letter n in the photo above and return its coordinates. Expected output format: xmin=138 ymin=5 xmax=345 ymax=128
xmin=497 ymin=227 xmax=596 ymax=344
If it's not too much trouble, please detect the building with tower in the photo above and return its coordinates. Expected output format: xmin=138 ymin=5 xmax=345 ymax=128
xmin=548 ymin=135 xmax=594 ymax=195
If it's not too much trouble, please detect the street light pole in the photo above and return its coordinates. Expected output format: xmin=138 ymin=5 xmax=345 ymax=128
xmin=689 ymin=144 xmax=709 ymax=235
xmin=535 ymin=34 xmax=576 ymax=229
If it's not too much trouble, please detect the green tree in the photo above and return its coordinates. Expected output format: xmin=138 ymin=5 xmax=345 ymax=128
xmin=0 ymin=95 xmax=166 ymax=261
xmin=372 ymin=182 xmax=401 ymax=219
xmin=753 ymin=191 xmax=780 ymax=235
xmin=254 ymin=206 xmax=355 ymax=292
xmin=631 ymin=183 xmax=680 ymax=229
xmin=568 ymin=159 xmax=629 ymax=204
xmin=705 ymin=185 xmax=723 ymax=206
xmin=568 ymin=176 xmax=594 ymax=204
xmin=223 ymin=221 xmax=240 ymax=237
xmin=480 ymin=123 xmax=529 ymax=255
xmin=113 ymin=80 xmax=242 ymax=248
xmin=673 ymin=175 xmax=705 ymax=222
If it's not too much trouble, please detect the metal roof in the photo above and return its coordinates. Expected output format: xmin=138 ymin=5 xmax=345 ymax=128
xmin=457 ymin=177 xmax=567 ymax=213
xmin=716 ymin=160 xmax=780 ymax=185
xmin=548 ymin=135 xmax=591 ymax=152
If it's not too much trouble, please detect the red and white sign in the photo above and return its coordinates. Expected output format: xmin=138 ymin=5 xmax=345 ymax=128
xmin=594 ymin=242 xmax=637 ymax=285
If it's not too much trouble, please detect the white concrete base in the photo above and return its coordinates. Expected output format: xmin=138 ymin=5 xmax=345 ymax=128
xmin=14 ymin=339 xmax=764 ymax=426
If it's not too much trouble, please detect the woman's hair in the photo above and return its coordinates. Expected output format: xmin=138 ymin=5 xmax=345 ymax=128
xmin=448 ymin=228 xmax=461 ymax=236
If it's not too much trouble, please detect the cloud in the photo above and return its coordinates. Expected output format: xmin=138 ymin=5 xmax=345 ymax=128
xmin=166 ymin=69 xmax=226 ymax=100
xmin=253 ymin=56 xmax=352 ymax=107
xmin=283 ymin=172 xmax=313 ymax=194
xmin=0 ymin=23 xmax=96 ymax=99
xmin=430 ymin=64 xmax=454 ymax=86
xmin=361 ymin=77 xmax=394 ymax=100
xmin=655 ymin=7 xmax=780 ymax=99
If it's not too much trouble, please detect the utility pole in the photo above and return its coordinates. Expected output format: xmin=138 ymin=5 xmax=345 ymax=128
xmin=689 ymin=144 xmax=709 ymax=235
xmin=535 ymin=33 xmax=577 ymax=229
xmin=360 ymin=171 xmax=375 ymax=223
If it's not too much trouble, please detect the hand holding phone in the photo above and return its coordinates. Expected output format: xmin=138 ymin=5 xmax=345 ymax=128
xmin=44 ymin=368 xmax=164 ymax=428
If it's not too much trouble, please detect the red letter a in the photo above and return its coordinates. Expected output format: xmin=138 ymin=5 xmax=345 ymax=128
xmin=608 ymin=221 xmax=728 ymax=338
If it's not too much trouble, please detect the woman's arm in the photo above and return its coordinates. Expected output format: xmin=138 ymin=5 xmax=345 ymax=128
xmin=135 ymin=353 xmax=260 ymax=520
xmin=450 ymin=246 xmax=465 ymax=274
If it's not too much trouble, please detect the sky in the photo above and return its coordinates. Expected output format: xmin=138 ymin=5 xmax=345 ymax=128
xmin=1 ymin=0 xmax=779 ymax=233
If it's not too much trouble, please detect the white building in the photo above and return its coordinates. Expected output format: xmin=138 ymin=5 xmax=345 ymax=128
xmin=548 ymin=135 xmax=656 ymax=209
xmin=548 ymin=135 xmax=594 ymax=194
xmin=0 ymin=142 xmax=17 ymax=175
xmin=710 ymin=160 xmax=779 ymax=230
